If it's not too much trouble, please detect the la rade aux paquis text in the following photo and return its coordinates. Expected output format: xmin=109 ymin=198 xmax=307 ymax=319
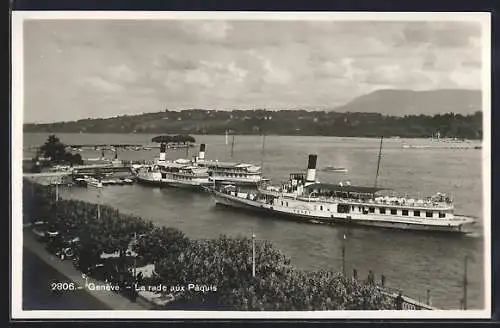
xmin=85 ymin=282 xmax=217 ymax=293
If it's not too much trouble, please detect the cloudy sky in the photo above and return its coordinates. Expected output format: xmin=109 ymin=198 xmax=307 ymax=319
xmin=23 ymin=19 xmax=482 ymax=123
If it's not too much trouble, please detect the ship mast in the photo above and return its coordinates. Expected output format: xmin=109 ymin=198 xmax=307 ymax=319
xmin=374 ymin=136 xmax=384 ymax=188
xmin=260 ymin=134 xmax=266 ymax=173
xmin=230 ymin=135 xmax=235 ymax=158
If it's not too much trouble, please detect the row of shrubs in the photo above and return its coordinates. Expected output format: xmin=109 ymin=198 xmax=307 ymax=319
xmin=23 ymin=180 xmax=395 ymax=310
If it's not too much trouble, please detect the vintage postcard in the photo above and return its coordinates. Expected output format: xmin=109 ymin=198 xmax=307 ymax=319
xmin=11 ymin=11 xmax=491 ymax=319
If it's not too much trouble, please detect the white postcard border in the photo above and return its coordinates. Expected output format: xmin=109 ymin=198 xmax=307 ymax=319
xmin=11 ymin=10 xmax=492 ymax=320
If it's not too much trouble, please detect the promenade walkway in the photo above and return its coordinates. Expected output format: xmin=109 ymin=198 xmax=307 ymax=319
xmin=23 ymin=230 xmax=152 ymax=310
xmin=23 ymin=247 xmax=111 ymax=310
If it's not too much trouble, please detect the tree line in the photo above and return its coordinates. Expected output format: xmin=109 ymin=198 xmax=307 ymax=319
xmin=24 ymin=110 xmax=483 ymax=139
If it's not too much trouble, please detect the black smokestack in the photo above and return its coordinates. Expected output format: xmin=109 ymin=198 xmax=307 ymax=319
xmin=159 ymin=142 xmax=166 ymax=161
xmin=199 ymin=143 xmax=206 ymax=160
xmin=306 ymin=154 xmax=318 ymax=182
xmin=307 ymin=154 xmax=318 ymax=170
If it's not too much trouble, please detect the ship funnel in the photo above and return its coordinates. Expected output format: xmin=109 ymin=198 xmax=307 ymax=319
xmin=199 ymin=143 xmax=206 ymax=160
xmin=159 ymin=142 xmax=166 ymax=161
xmin=306 ymin=154 xmax=318 ymax=182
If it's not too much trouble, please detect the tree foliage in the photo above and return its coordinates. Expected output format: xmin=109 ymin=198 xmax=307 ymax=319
xmin=36 ymin=134 xmax=84 ymax=166
xmin=151 ymin=134 xmax=196 ymax=144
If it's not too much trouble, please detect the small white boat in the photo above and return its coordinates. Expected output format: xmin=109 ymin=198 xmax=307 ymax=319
xmin=86 ymin=177 xmax=103 ymax=188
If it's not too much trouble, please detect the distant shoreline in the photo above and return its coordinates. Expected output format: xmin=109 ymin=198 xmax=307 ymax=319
xmin=22 ymin=131 xmax=483 ymax=142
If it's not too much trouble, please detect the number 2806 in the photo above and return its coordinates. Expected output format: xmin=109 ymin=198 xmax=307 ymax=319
xmin=50 ymin=282 xmax=76 ymax=291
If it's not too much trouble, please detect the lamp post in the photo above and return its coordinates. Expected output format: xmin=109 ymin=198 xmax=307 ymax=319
xmin=133 ymin=232 xmax=137 ymax=278
xmin=252 ymin=230 xmax=256 ymax=278
xmin=463 ymin=255 xmax=468 ymax=310
xmin=97 ymin=184 xmax=102 ymax=220
xmin=342 ymin=231 xmax=346 ymax=276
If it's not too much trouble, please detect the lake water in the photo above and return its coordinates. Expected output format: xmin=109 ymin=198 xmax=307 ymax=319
xmin=22 ymin=133 xmax=486 ymax=309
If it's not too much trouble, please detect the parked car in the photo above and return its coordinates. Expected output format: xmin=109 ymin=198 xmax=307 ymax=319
xmin=31 ymin=221 xmax=49 ymax=241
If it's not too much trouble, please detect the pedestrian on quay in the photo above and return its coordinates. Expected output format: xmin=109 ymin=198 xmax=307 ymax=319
xmin=137 ymin=271 xmax=144 ymax=285
xmin=366 ymin=270 xmax=375 ymax=285
xmin=394 ymin=292 xmax=404 ymax=310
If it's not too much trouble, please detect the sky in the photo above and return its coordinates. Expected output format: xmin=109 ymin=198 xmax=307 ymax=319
xmin=23 ymin=18 xmax=483 ymax=123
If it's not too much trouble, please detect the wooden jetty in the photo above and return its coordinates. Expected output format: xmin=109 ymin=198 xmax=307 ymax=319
xmin=72 ymin=164 xmax=132 ymax=175
xmin=68 ymin=144 xmax=160 ymax=149
xmin=26 ymin=143 xmax=196 ymax=152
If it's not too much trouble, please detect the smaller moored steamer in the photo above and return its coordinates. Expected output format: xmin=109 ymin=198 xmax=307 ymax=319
xmin=194 ymin=144 xmax=268 ymax=186
xmin=136 ymin=142 xmax=268 ymax=187
xmin=159 ymin=161 xmax=212 ymax=190
xmin=135 ymin=143 xmax=212 ymax=190
xmin=211 ymin=154 xmax=475 ymax=233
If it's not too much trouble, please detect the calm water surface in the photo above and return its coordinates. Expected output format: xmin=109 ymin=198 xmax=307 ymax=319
xmin=23 ymin=133 xmax=486 ymax=309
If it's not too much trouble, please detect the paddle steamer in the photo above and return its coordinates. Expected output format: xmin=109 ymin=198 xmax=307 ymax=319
xmin=135 ymin=143 xmax=268 ymax=187
xmin=194 ymin=144 xmax=268 ymax=186
xmin=135 ymin=143 xmax=211 ymax=190
xmin=211 ymin=154 xmax=475 ymax=233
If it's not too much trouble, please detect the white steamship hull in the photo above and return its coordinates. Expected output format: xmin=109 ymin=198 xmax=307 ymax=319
xmin=136 ymin=175 xmax=165 ymax=187
xmin=136 ymin=174 xmax=211 ymax=191
xmin=211 ymin=191 xmax=474 ymax=233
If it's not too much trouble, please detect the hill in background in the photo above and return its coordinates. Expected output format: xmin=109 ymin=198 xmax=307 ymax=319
xmin=336 ymin=89 xmax=481 ymax=116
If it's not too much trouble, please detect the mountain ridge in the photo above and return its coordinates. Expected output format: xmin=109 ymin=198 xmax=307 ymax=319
xmin=335 ymin=88 xmax=481 ymax=116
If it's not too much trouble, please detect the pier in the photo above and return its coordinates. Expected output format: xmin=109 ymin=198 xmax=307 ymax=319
xmin=23 ymin=172 xmax=72 ymax=185
xmin=25 ymin=143 xmax=196 ymax=156
xmin=23 ymin=164 xmax=133 ymax=184
xmin=72 ymin=164 xmax=132 ymax=175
